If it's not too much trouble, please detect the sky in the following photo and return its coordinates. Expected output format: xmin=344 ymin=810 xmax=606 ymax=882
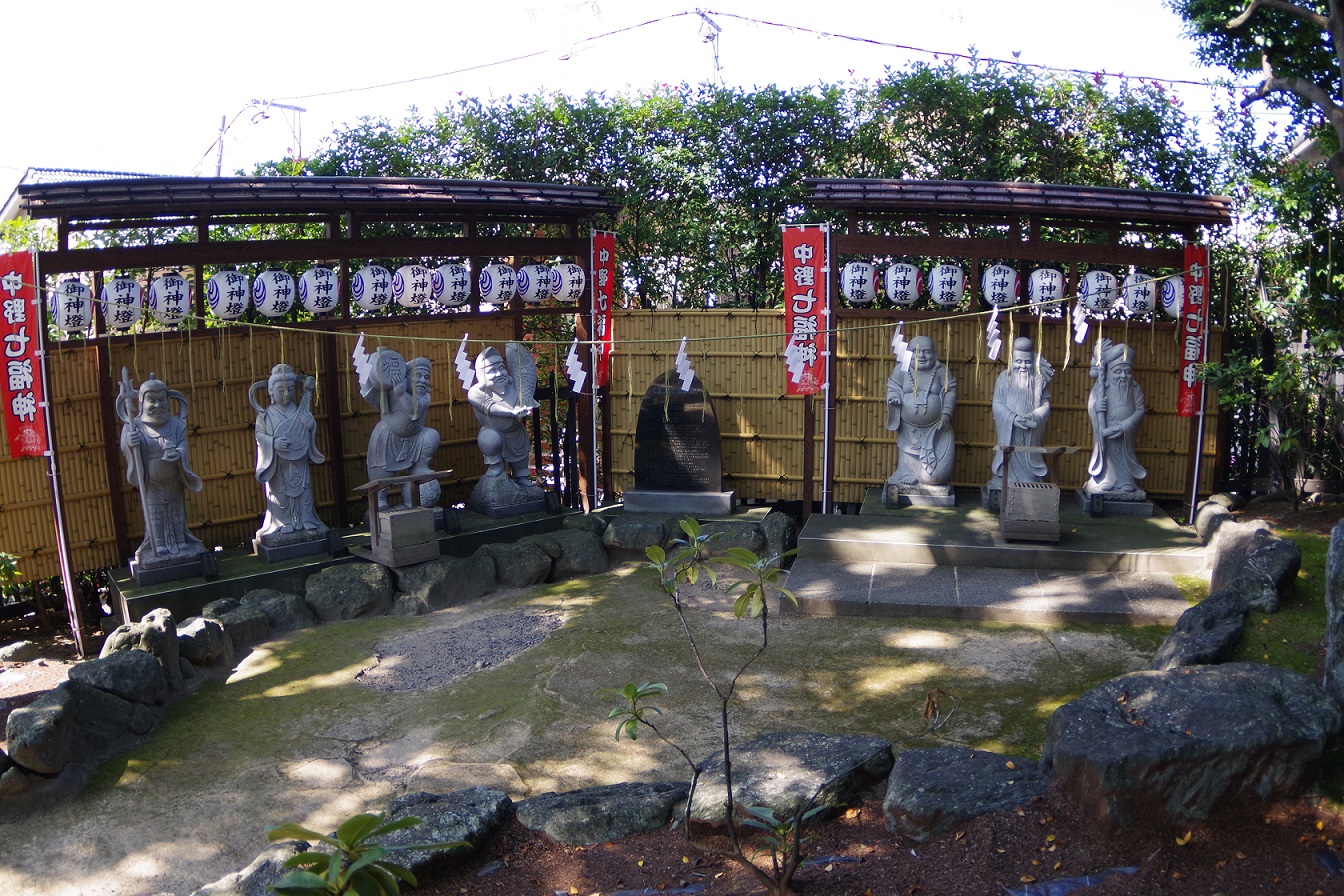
xmin=0 ymin=0 xmax=1254 ymax=201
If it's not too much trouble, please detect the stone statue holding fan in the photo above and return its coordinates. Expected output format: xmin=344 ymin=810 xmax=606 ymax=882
xmin=467 ymin=342 xmax=548 ymax=515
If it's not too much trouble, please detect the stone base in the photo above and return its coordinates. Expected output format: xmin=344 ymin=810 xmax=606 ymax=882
xmin=1075 ymin=489 xmax=1154 ymax=518
xmin=621 ymin=489 xmax=736 ymax=516
xmin=130 ymin=548 xmax=216 ymax=587
xmin=433 ymin=506 xmax=462 ymax=533
xmin=253 ymin=528 xmax=332 ymax=563
xmin=467 ymin=475 xmax=550 ymax=519
xmin=884 ymin=483 xmax=956 ymax=507
xmin=980 ymin=485 xmax=1001 ymax=513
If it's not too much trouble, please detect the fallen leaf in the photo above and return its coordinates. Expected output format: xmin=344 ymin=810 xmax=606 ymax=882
xmin=1319 ymin=821 xmax=1326 ymax=831
xmin=1171 ymin=871 xmax=1185 ymax=880
xmin=637 ymin=860 xmax=645 ymax=867
xmin=1176 ymin=831 xmax=1192 ymax=846
xmin=1005 ymin=760 xmax=1017 ymax=770
xmin=1053 ymin=862 xmax=1062 ymax=871
xmin=1019 ymin=875 xmax=1036 ymax=883
xmin=1215 ymin=860 xmax=1228 ymax=870
xmin=1046 ymin=834 xmax=1056 ymax=842
xmin=681 ymin=855 xmax=690 ymax=864
xmin=1236 ymin=851 xmax=1247 ymax=859
xmin=1016 ymin=806 xmax=1026 ymax=817
xmin=824 ymin=863 xmax=834 ymax=872
xmin=845 ymin=808 xmax=861 ymax=820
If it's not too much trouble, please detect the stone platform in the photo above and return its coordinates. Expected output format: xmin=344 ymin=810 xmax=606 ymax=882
xmin=782 ymin=488 xmax=1202 ymax=625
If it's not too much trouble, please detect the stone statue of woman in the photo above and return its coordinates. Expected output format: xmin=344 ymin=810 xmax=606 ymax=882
xmin=251 ymin=364 xmax=327 ymax=549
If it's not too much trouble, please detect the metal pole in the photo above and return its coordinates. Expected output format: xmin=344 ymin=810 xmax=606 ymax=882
xmin=820 ymin=224 xmax=835 ymax=514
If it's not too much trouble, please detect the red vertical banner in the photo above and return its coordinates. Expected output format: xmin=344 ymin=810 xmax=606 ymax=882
xmin=782 ymin=224 xmax=829 ymax=396
xmin=0 ymin=252 xmax=49 ymax=457
xmin=1177 ymin=244 xmax=1210 ymax=417
xmin=590 ymin=231 xmax=616 ymax=388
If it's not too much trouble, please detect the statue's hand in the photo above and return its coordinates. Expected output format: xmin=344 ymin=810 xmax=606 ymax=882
xmin=887 ymin=395 xmax=901 ymax=406
xmin=126 ymin=428 xmax=142 ymax=448
xmin=1018 ymin=415 xmax=1037 ymax=430
xmin=1104 ymin=425 xmax=1123 ymax=440
xmin=1096 ymin=397 xmax=1108 ymax=413
xmin=275 ymin=438 xmax=291 ymax=451
xmin=162 ymin=447 xmax=180 ymax=463
xmin=936 ymin=414 xmax=949 ymax=433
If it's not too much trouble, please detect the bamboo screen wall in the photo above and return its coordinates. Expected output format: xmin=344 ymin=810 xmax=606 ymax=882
xmin=3 ymin=318 xmax=515 ymax=581
xmin=606 ymin=309 xmax=1221 ymax=507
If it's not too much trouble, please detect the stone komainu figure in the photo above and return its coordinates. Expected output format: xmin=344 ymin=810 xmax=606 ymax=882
xmin=989 ymin=336 xmax=1055 ymax=490
xmin=117 ymin=370 xmax=205 ymax=569
xmin=885 ymin=335 xmax=957 ymax=488
xmin=251 ymin=363 xmax=327 ymax=539
xmin=1085 ymin=339 xmax=1147 ymax=500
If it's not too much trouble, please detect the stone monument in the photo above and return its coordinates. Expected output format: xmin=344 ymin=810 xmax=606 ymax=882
xmin=984 ymin=336 xmax=1055 ymax=510
xmin=360 ymin=348 xmax=442 ymax=512
xmin=466 ymin=343 xmax=549 ymax=518
xmin=116 ymin=370 xmax=212 ymax=585
xmin=251 ymin=363 xmax=332 ymax=561
xmin=622 ymin=370 xmax=734 ymax=515
xmin=884 ymin=335 xmax=957 ymax=506
xmin=1080 ymin=339 xmax=1152 ymax=516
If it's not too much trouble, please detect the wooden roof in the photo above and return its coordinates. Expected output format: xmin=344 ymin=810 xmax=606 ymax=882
xmin=805 ymin=179 xmax=1233 ymax=228
xmin=17 ymin=176 xmax=619 ymax=221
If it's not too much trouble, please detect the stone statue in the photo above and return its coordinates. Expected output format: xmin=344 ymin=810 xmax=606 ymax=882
xmin=359 ymin=348 xmax=441 ymax=510
xmin=1085 ymin=339 xmax=1147 ymax=500
xmin=251 ymin=364 xmax=327 ymax=545
xmin=117 ymin=370 xmax=206 ymax=571
xmin=988 ymin=336 xmax=1055 ymax=490
xmin=467 ymin=343 xmax=548 ymax=516
xmin=885 ymin=335 xmax=957 ymax=493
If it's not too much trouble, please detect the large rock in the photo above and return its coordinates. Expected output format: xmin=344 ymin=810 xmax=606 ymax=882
xmin=393 ymin=554 xmax=496 ymax=610
xmin=178 ymin=616 xmax=233 ymax=667
xmin=1150 ymin=590 xmax=1246 ymax=670
xmin=305 ymin=563 xmax=394 ymax=621
xmin=699 ymin=520 xmax=766 ymax=555
xmin=476 ymin=542 xmax=552 ymax=588
xmin=884 ymin=747 xmax=1051 ymax=842
xmin=68 ymin=648 xmax=169 ymax=706
xmin=1324 ymin=519 xmax=1344 ymax=707
xmin=1208 ymin=521 xmax=1301 ymax=612
xmin=1043 ymin=663 xmax=1342 ymax=830
xmin=517 ymin=781 xmax=690 ymax=845
xmin=0 ymin=641 xmax=40 ymax=663
xmin=189 ymin=841 xmax=309 ymax=896
xmin=688 ymin=731 xmax=894 ymax=825
xmin=62 ymin=678 xmax=157 ymax=750
xmin=1192 ymin=500 xmax=1232 ymax=544
xmin=383 ymin=787 xmax=514 ymax=874
xmin=242 ymin=589 xmax=316 ymax=633
xmin=5 ymin=683 xmax=79 ymax=774
xmin=602 ymin=514 xmax=675 ymax=554
xmin=100 ymin=608 xmax=183 ymax=692
xmin=563 ymin=513 xmax=608 ymax=537
xmin=203 ymin=599 xmax=272 ymax=650
xmin=760 ymin=511 xmax=799 ymax=567
xmin=547 ymin=529 xmax=609 ymax=580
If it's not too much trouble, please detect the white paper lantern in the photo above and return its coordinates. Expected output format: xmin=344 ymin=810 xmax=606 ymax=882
xmin=432 ymin=263 xmax=472 ymax=307
xmin=516 ymin=263 xmax=553 ymax=304
xmin=883 ymin=263 xmax=922 ymax=306
xmin=478 ymin=263 xmax=517 ymax=304
xmin=252 ymin=270 xmax=296 ymax=318
xmin=1078 ymin=270 xmax=1118 ymax=313
xmin=1159 ymin=273 xmax=1184 ymax=319
xmin=392 ymin=264 xmax=434 ymax=309
xmin=101 ymin=276 xmax=143 ymax=331
xmin=206 ymin=270 xmax=250 ymax=320
xmin=351 ymin=265 xmax=393 ymax=312
xmin=298 ymin=266 xmax=340 ymax=315
xmin=50 ymin=278 xmax=92 ymax=332
xmin=980 ymin=264 xmax=1019 ymax=309
xmin=549 ymin=263 xmax=587 ymax=302
xmin=1120 ymin=271 xmax=1156 ymax=317
xmin=839 ymin=262 xmax=876 ymax=305
xmin=1027 ymin=268 xmax=1064 ymax=313
xmin=927 ymin=264 xmax=965 ymax=309
xmin=147 ymin=272 xmax=191 ymax=326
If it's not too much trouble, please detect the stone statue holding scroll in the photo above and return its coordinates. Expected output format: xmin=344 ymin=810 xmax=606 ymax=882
xmin=252 ymin=363 xmax=327 ymax=544
xmin=988 ymin=336 xmax=1055 ymax=490
xmin=359 ymin=348 xmax=441 ymax=510
xmin=885 ymin=335 xmax=957 ymax=491
xmin=1085 ymin=339 xmax=1147 ymax=500
xmin=467 ymin=343 xmax=548 ymax=516
xmin=117 ymin=370 xmax=205 ymax=571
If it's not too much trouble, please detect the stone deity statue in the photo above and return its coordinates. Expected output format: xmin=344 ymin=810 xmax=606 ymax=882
xmin=988 ymin=336 xmax=1055 ymax=490
xmin=885 ymin=335 xmax=957 ymax=490
xmin=467 ymin=343 xmax=548 ymax=515
xmin=117 ymin=370 xmax=206 ymax=570
xmin=251 ymin=364 xmax=327 ymax=543
xmin=1085 ymin=339 xmax=1147 ymax=500
xmin=360 ymin=348 xmax=441 ymax=510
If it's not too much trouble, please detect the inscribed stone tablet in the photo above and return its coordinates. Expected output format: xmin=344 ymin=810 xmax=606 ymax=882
xmin=633 ymin=371 xmax=722 ymax=493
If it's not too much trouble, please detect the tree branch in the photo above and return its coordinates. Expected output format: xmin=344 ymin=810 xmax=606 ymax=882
xmin=1241 ymin=52 xmax=1344 ymax=134
xmin=1228 ymin=0 xmax=1330 ymax=31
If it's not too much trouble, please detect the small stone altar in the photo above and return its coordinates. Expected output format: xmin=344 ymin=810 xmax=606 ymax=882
xmin=622 ymin=370 xmax=734 ymax=515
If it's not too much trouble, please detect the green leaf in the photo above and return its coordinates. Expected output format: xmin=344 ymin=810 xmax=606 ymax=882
xmin=346 ymin=847 xmax=387 ymax=876
xmin=645 ymin=545 xmax=667 ymax=564
xmin=268 ymin=823 xmax=332 ymax=846
xmin=283 ymin=851 xmax=335 ymax=871
xmin=271 ymin=869 xmax=332 ymax=894
xmin=336 ymin=813 xmax=383 ymax=846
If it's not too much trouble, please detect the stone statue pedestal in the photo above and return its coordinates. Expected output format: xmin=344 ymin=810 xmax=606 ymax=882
xmin=467 ymin=475 xmax=549 ymax=519
xmin=623 ymin=488 xmax=735 ymax=515
xmin=253 ymin=529 xmax=340 ymax=563
xmin=883 ymin=482 xmax=955 ymax=508
xmin=980 ymin=485 xmax=1002 ymax=513
xmin=1075 ymin=488 xmax=1153 ymax=518
xmin=130 ymin=548 xmax=217 ymax=587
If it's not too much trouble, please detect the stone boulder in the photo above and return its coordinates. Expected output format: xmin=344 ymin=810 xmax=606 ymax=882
xmin=0 ymin=641 xmax=40 ymax=663
xmin=203 ymin=599 xmax=272 ymax=650
xmin=547 ymin=529 xmax=608 ymax=580
xmin=517 ymin=781 xmax=690 ymax=845
xmin=383 ymin=787 xmax=514 ymax=874
xmin=563 ymin=513 xmax=608 ymax=537
xmin=1324 ymin=518 xmax=1344 ymax=707
xmin=476 ymin=542 xmax=552 ymax=588
xmin=393 ymin=554 xmax=496 ymax=610
xmin=699 ymin=520 xmax=766 ymax=555
xmin=1192 ymin=500 xmax=1232 ymax=544
xmin=188 ymin=841 xmax=309 ymax=896
xmin=602 ymin=514 xmax=675 ymax=555
xmin=68 ymin=648 xmax=169 ymax=707
xmin=101 ymin=608 xmax=183 ymax=692
xmin=883 ymin=746 xmax=1051 ymax=842
xmin=1208 ymin=521 xmax=1301 ymax=613
xmin=305 ymin=563 xmax=394 ymax=622
xmin=1149 ymin=590 xmax=1246 ymax=670
xmin=760 ymin=511 xmax=799 ymax=567
xmin=241 ymin=589 xmax=316 ymax=633
xmin=688 ymin=731 xmax=894 ymax=825
xmin=1 ymin=678 xmax=154 ymax=777
xmin=1043 ymin=663 xmax=1342 ymax=830
xmin=177 ymin=616 xmax=233 ymax=667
